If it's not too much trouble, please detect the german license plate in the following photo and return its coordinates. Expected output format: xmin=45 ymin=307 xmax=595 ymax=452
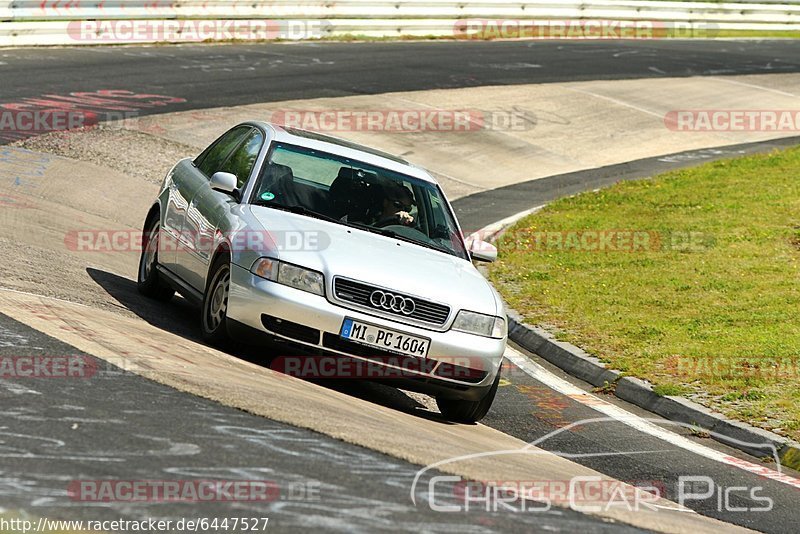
xmin=340 ymin=318 xmax=430 ymax=358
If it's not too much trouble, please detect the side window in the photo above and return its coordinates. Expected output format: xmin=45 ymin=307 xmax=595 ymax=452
xmin=195 ymin=126 xmax=251 ymax=178
xmin=218 ymin=129 xmax=264 ymax=189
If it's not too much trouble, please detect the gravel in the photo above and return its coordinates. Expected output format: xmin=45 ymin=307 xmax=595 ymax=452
xmin=13 ymin=125 xmax=198 ymax=185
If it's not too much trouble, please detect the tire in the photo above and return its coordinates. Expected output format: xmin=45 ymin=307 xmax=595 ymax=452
xmin=137 ymin=216 xmax=175 ymax=301
xmin=437 ymin=371 xmax=501 ymax=424
xmin=202 ymin=254 xmax=232 ymax=345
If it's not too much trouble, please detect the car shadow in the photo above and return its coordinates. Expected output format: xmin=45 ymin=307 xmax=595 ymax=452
xmin=86 ymin=267 xmax=453 ymax=424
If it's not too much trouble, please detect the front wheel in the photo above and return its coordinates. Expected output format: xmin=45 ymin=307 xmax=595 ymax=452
xmin=202 ymin=255 xmax=232 ymax=345
xmin=437 ymin=371 xmax=501 ymax=424
xmin=137 ymin=217 xmax=175 ymax=301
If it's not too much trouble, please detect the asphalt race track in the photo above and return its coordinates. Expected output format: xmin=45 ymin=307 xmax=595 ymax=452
xmin=1 ymin=39 xmax=799 ymax=140
xmin=0 ymin=313 xmax=643 ymax=533
xmin=2 ymin=39 xmax=800 ymax=533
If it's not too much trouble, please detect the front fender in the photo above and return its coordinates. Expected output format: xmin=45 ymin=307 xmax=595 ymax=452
xmin=211 ymin=204 xmax=282 ymax=277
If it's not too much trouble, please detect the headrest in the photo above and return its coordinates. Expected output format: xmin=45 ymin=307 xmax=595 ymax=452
xmin=264 ymin=163 xmax=294 ymax=183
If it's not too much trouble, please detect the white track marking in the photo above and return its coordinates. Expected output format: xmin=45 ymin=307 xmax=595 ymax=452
xmin=0 ymin=285 xmax=108 ymax=310
xmin=708 ymin=77 xmax=797 ymax=98
xmin=560 ymin=86 xmax=665 ymax=119
xmin=0 ymin=380 xmax=41 ymax=395
xmin=466 ymin=206 xmax=544 ymax=242
xmin=505 ymin=346 xmax=800 ymax=490
xmin=431 ymin=169 xmax=485 ymax=190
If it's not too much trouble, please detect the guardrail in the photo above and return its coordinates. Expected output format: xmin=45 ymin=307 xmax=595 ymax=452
xmin=4 ymin=1 xmax=800 ymax=20
xmin=1 ymin=1 xmax=799 ymax=46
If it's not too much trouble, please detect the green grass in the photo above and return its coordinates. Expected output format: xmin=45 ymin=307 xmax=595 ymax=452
xmin=489 ymin=146 xmax=800 ymax=440
xmin=710 ymin=30 xmax=800 ymax=39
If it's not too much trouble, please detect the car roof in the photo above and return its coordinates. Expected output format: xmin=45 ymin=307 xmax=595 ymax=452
xmin=245 ymin=121 xmax=438 ymax=184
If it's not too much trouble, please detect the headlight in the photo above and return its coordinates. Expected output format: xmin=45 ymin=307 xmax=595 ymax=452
xmin=278 ymin=262 xmax=325 ymax=295
xmin=452 ymin=310 xmax=506 ymax=338
xmin=250 ymin=258 xmax=325 ymax=296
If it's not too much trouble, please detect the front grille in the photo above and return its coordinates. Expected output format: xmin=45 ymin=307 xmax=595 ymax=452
xmin=333 ymin=278 xmax=450 ymax=326
xmin=262 ymin=315 xmax=320 ymax=345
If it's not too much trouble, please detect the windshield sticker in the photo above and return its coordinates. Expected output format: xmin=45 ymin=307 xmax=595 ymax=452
xmin=260 ymin=191 xmax=276 ymax=201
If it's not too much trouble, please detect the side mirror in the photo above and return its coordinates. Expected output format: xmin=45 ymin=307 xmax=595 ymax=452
xmin=469 ymin=238 xmax=497 ymax=263
xmin=210 ymin=172 xmax=238 ymax=195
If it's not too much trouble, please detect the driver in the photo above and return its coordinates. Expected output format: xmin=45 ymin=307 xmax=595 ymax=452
xmin=373 ymin=182 xmax=415 ymax=227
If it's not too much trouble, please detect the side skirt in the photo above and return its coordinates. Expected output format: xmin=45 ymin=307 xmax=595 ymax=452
xmin=156 ymin=264 xmax=204 ymax=307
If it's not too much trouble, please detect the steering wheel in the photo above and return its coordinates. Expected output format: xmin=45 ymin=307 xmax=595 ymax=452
xmin=374 ymin=215 xmax=403 ymax=228
xmin=380 ymin=224 xmax=430 ymax=242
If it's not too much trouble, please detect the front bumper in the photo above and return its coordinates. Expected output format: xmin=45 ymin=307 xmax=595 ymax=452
xmin=226 ymin=263 xmax=505 ymax=397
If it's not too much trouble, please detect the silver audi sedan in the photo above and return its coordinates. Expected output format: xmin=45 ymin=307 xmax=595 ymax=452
xmin=138 ymin=122 xmax=506 ymax=422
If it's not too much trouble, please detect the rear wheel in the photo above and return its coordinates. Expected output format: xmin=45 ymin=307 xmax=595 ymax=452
xmin=137 ymin=216 xmax=175 ymax=301
xmin=202 ymin=254 xmax=232 ymax=345
xmin=437 ymin=371 xmax=501 ymax=424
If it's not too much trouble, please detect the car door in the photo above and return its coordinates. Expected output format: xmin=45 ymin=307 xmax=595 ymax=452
xmin=182 ymin=127 xmax=265 ymax=291
xmin=167 ymin=125 xmax=252 ymax=285
xmin=158 ymin=163 xmax=187 ymax=272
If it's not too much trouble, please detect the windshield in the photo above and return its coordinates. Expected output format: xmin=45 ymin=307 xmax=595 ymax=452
xmin=249 ymin=142 xmax=468 ymax=259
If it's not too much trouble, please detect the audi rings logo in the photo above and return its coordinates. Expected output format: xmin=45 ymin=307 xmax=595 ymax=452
xmin=369 ymin=290 xmax=416 ymax=315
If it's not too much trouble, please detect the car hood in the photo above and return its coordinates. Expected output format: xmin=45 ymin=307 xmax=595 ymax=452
xmin=246 ymin=205 xmax=499 ymax=315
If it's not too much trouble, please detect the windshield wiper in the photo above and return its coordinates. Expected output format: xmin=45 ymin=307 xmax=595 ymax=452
xmin=254 ymin=202 xmax=341 ymax=224
xmin=400 ymin=236 xmax=453 ymax=255
xmin=345 ymin=221 xmax=397 ymax=239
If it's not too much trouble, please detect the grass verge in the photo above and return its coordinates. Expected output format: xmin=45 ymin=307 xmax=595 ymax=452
xmin=489 ymin=146 xmax=800 ymax=440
